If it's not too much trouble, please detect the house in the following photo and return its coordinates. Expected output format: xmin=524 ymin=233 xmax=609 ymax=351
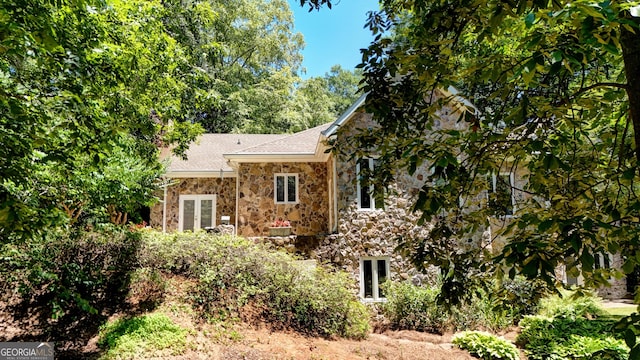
xmin=150 ymin=92 xmax=629 ymax=301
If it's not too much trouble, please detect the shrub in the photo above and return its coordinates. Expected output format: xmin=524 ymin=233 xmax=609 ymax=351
xmin=98 ymin=313 xmax=187 ymax=359
xmin=380 ymin=282 xmax=447 ymax=333
xmin=137 ymin=231 xmax=242 ymax=277
xmin=380 ymin=281 xmax=515 ymax=333
xmin=495 ymin=276 xmax=547 ymax=318
xmin=140 ymin=230 xmax=370 ymax=339
xmin=0 ymin=226 xmax=140 ymax=319
xmin=517 ymin=316 xmax=628 ymax=359
xmin=536 ymin=290 xmax=604 ymax=319
xmin=127 ymin=268 xmax=167 ymax=309
xmin=452 ymin=331 xmax=520 ymax=360
xmin=195 ymin=247 xmax=370 ymax=339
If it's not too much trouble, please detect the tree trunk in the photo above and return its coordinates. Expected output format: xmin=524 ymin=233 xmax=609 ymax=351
xmin=620 ymin=16 xmax=640 ymax=166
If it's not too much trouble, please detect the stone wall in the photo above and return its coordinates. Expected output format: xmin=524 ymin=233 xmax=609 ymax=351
xmin=313 ymin=112 xmax=439 ymax=287
xmin=237 ymin=162 xmax=329 ymax=237
xmin=149 ymin=177 xmax=236 ymax=231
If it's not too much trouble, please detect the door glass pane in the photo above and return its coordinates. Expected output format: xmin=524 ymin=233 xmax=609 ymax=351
xmin=200 ymin=199 xmax=213 ymax=229
xmin=183 ymin=199 xmax=195 ymax=231
xmin=363 ymin=260 xmax=373 ymax=298
xmin=377 ymin=259 xmax=387 ymax=298
xmin=287 ymin=176 xmax=296 ymax=202
xmin=276 ymin=176 xmax=285 ymax=202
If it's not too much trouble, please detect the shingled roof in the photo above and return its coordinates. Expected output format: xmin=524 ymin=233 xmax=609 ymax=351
xmin=166 ymin=134 xmax=285 ymax=174
xmin=232 ymin=123 xmax=331 ymax=155
xmin=165 ymin=123 xmax=332 ymax=175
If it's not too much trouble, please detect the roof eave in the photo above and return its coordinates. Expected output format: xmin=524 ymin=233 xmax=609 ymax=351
xmin=322 ymin=93 xmax=367 ymax=137
xmin=166 ymin=170 xmax=237 ymax=178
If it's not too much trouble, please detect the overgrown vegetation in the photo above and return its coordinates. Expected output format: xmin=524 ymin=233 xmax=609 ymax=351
xmin=139 ymin=231 xmax=370 ymax=339
xmin=98 ymin=313 xmax=187 ymax=359
xmin=0 ymin=226 xmax=139 ymax=322
xmin=452 ymin=331 xmax=520 ymax=360
xmin=380 ymin=277 xmax=542 ymax=333
xmin=516 ymin=291 xmax=629 ymax=359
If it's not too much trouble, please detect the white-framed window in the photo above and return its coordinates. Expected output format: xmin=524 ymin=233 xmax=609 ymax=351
xmin=360 ymin=257 xmax=390 ymax=302
xmin=490 ymin=172 xmax=515 ymax=216
xmin=179 ymin=194 xmax=216 ymax=231
xmin=594 ymin=252 xmax=613 ymax=270
xmin=357 ymin=158 xmax=383 ymax=210
xmin=274 ymin=173 xmax=298 ymax=204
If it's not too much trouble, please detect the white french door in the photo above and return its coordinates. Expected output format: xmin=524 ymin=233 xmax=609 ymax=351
xmin=179 ymin=194 xmax=216 ymax=231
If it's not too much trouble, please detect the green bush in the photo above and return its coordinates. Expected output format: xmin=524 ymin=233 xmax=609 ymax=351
xmin=137 ymin=230 xmax=240 ymax=277
xmin=98 ymin=313 xmax=187 ymax=359
xmin=537 ymin=290 xmax=604 ymax=319
xmin=452 ymin=331 xmax=520 ymax=360
xmin=127 ymin=268 xmax=167 ymax=309
xmin=140 ymin=230 xmax=370 ymax=339
xmin=380 ymin=281 xmax=447 ymax=333
xmin=380 ymin=281 xmax=515 ymax=333
xmin=517 ymin=316 xmax=628 ymax=359
xmin=0 ymin=226 xmax=139 ymax=319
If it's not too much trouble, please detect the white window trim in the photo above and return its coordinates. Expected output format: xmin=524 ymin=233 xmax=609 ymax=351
xmin=274 ymin=173 xmax=299 ymax=204
xmin=178 ymin=194 xmax=216 ymax=231
xmin=491 ymin=172 xmax=516 ymax=217
xmin=357 ymin=158 xmax=379 ymax=210
xmin=359 ymin=257 xmax=390 ymax=302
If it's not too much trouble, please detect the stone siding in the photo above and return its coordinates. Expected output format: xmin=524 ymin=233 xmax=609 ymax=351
xmin=313 ymin=112 xmax=439 ymax=286
xmin=237 ymin=162 xmax=329 ymax=237
xmin=150 ymin=177 xmax=236 ymax=231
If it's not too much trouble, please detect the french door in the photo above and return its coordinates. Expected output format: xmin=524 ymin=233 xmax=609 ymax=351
xmin=179 ymin=195 xmax=216 ymax=231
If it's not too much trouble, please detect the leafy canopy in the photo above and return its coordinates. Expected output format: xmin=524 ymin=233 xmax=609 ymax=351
xmin=301 ymin=0 xmax=640 ymax=334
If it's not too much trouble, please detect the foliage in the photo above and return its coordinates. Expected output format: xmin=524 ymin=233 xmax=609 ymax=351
xmin=0 ymin=0 xmax=203 ymax=240
xmin=452 ymin=331 xmax=519 ymax=360
xmin=537 ymin=290 xmax=604 ymax=320
xmin=300 ymin=2 xmax=640 ymax=350
xmin=380 ymin=281 xmax=446 ymax=332
xmin=139 ymin=230 xmax=370 ymax=339
xmin=98 ymin=313 xmax=187 ymax=359
xmin=517 ymin=316 xmax=628 ymax=360
xmin=380 ymin=280 xmax=531 ymax=333
xmin=162 ymin=0 xmax=361 ymax=134
xmin=0 ymin=226 xmax=140 ymax=319
xmin=127 ymin=268 xmax=167 ymax=310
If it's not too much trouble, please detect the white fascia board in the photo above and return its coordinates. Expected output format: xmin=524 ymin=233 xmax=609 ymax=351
xmin=322 ymin=93 xmax=367 ymax=137
xmin=166 ymin=170 xmax=237 ymax=178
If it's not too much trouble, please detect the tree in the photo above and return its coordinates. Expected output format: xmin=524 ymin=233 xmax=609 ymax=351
xmin=300 ymin=0 xmax=640 ymax=349
xmin=0 ymin=0 xmax=203 ymax=241
xmin=289 ymin=65 xmax=363 ymax=131
xmin=161 ymin=0 xmax=305 ymax=133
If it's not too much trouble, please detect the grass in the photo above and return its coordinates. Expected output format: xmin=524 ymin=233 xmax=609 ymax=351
xmin=98 ymin=313 xmax=188 ymax=359
xmin=602 ymin=305 xmax=637 ymax=318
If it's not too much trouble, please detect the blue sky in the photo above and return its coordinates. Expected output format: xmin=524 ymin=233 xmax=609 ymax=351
xmin=287 ymin=0 xmax=379 ymax=79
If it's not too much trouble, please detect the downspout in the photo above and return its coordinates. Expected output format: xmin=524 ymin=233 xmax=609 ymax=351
xmin=332 ymin=154 xmax=339 ymax=233
xmin=162 ymin=184 xmax=168 ymax=234
xmin=235 ymin=173 xmax=240 ymax=237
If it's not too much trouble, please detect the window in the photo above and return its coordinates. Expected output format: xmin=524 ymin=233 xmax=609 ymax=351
xmin=357 ymin=158 xmax=383 ymax=210
xmin=179 ymin=194 xmax=216 ymax=231
xmin=490 ymin=173 xmax=515 ymax=216
xmin=274 ymin=173 xmax=298 ymax=204
xmin=594 ymin=253 xmax=612 ymax=270
xmin=360 ymin=257 xmax=389 ymax=302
